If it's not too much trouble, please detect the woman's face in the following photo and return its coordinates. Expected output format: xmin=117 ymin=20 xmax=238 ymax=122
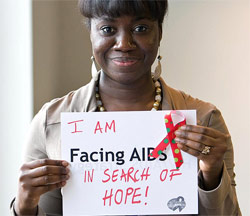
xmin=90 ymin=15 xmax=162 ymax=84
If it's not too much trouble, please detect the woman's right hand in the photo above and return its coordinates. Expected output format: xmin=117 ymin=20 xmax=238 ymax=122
xmin=14 ymin=159 xmax=70 ymax=215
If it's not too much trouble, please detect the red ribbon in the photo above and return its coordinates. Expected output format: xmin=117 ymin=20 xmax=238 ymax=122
xmin=150 ymin=111 xmax=186 ymax=169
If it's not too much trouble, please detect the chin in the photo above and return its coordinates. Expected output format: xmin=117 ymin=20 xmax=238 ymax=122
xmin=109 ymin=71 xmax=150 ymax=85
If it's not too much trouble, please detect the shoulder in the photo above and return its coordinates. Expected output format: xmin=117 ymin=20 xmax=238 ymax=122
xmin=24 ymin=79 xmax=97 ymax=160
xmin=161 ymin=80 xmax=227 ymax=133
xmin=179 ymin=89 xmax=227 ymax=132
xmin=36 ymin=79 xmax=97 ymax=127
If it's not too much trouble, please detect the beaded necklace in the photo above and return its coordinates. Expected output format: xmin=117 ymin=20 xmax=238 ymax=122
xmin=95 ymin=79 xmax=162 ymax=111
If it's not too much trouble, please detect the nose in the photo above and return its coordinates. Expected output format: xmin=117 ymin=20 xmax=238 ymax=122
xmin=113 ymin=32 xmax=136 ymax=52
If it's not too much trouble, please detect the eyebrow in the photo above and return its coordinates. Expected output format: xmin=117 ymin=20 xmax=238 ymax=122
xmin=134 ymin=17 xmax=150 ymax=22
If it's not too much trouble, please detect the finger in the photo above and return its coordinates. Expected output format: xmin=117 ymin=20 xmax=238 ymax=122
xmin=178 ymin=125 xmax=228 ymax=138
xmin=23 ymin=159 xmax=69 ymax=170
xmin=36 ymin=181 xmax=67 ymax=195
xmin=177 ymin=143 xmax=203 ymax=158
xmin=31 ymin=174 xmax=70 ymax=187
xmin=175 ymin=129 xmax=215 ymax=147
xmin=29 ymin=166 xmax=70 ymax=178
xmin=175 ymin=137 xmax=205 ymax=152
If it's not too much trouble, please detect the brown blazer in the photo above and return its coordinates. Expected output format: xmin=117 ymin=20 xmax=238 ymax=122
xmin=11 ymin=76 xmax=241 ymax=215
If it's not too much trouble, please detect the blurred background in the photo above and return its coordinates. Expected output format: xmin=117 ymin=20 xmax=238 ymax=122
xmin=0 ymin=0 xmax=249 ymax=215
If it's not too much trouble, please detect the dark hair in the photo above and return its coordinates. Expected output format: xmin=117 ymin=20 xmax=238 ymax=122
xmin=78 ymin=0 xmax=168 ymax=29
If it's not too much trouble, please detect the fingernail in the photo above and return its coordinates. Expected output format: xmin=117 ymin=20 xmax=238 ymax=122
xmin=175 ymin=137 xmax=180 ymax=142
xmin=63 ymin=168 xmax=70 ymax=174
xmin=62 ymin=161 xmax=68 ymax=167
xmin=64 ymin=175 xmax=70 ymax=180
xmin=180 ymin=126 xmax=186 ymax=130
xmin=61 ymin=181 xmax=66 ymax=186
xmin=175 ymin=130 xmax=181 ymax=135
xmin=177 ymin=143 xmax=183 ymax=148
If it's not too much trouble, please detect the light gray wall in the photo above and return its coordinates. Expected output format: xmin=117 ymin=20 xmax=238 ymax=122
xmin=33 ymin=0 xmax=92 ymax=114
xmin=0 ymin=0 xmax=32 ymax=215
xmin=162 ymin=1 xmax=249 ymax=214
xmin=33 ymin=0 xmax=249 ymax=214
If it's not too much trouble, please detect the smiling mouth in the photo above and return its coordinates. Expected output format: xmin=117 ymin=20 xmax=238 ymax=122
xmin=111 ymin=58 xmax=139 ymax=67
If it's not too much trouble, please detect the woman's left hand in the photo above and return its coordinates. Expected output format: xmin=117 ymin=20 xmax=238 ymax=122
xmin=174 ymin=125 xmax=229 ymax=190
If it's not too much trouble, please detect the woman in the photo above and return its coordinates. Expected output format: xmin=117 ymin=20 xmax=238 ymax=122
xmin=11 ymin=0 xmax=241 ymax=215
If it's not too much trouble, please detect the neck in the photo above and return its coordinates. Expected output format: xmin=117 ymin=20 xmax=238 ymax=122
xmin=98 ymin=72 xmax=155 ymax=111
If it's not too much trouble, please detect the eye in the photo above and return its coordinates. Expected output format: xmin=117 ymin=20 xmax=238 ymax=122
xmin=134 ymin=25 xmax=148 ymax=33
xmin=100 ymin=26 xmax=115 ymax=34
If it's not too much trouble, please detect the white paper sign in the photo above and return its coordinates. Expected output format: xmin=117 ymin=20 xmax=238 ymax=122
xmin=61 ymin=110 xmax=198 ymax=215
